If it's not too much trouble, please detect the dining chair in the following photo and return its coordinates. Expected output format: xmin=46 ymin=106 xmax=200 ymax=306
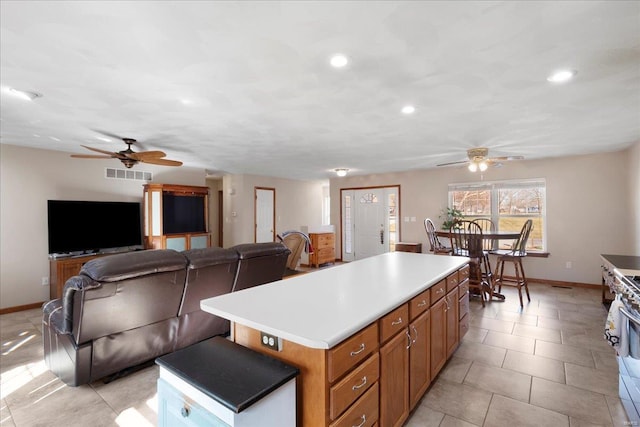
xmin=493 ymin=219 xmax=533 ymax=307
xmin=424 ymin=218 xmax=451 ymax=255
xmin=449 ymin=220 xmax=487 ymax=306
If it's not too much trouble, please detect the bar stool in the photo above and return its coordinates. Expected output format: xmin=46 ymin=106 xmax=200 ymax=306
xmin=493 ymin=219 xmax=533 ymax=307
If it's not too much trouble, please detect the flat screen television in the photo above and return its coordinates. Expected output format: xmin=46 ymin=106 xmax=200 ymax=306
xmin=47 ymin=200 xmax=142 ymax=255
xmin=162 ymin=194 xmax=206 ymax=234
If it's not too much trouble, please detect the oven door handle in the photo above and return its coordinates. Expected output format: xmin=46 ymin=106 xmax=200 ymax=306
xmin=620 ymin=307 xmax=640 ymax=327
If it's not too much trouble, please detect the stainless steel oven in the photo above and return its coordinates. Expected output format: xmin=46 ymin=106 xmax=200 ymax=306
xmin=611 ymin=270 xmax=640 ymax=424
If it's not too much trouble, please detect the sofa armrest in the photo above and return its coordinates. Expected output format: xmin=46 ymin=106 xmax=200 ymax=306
xmin=42 ymin=299 xmax=68 ymax=335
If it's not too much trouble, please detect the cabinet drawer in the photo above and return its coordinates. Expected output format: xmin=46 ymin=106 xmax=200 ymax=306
xmin=459 ymin=313 xmax=470 ymax=340
xmin=446 ymin=272 xmax=460 ymax=292
xmin=328 ymin=323 xmax=379 ymax=383
xmin=459 ymin=265 xmax=470 ymax=282
xmin=316 ymin=234 xmax=335 ymax=247
xmin=459 ymin=292 xmax=470 ymax=320
xmin=317 ymin=247 xmax=335 ymax=257
xmin=329 ymin=383 xmax=379 ymax=427
xmin=458 ymin=281 xmax=469 ymax=300
xmin=379 ymin=304 xmax=409 ymax=344
xmin=409 ymin=289 xmax=431 ymax=321
xmin=330 ymin=353 xmax=379 ymax=420
xmin=430 ymin=280 xmax=446 ymax=303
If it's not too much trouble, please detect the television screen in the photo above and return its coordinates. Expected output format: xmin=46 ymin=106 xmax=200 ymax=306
xmin=47 ymin=200 xmax=142 ymax=254
xmin=162 ymin=194 xmax=206 ymax=234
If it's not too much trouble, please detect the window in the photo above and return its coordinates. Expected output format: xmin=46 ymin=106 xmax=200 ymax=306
xmin=448 ymin=179 xmax=546 ymax=251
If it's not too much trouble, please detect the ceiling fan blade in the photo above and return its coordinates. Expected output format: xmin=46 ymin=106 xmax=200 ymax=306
xmin=140 ymin=158 xmax=183 ymax=167
xmin=71 ymin=154 xmax=114 ymax=159
xmin=437 ymin=160 xmax=469 ymax=167
xmin=81 ymin=145 xmax=118 ymax=156
xmin=489 ymin=155 xmax=524 ymax=161
xmin=127 ymin=150 xmax=167 ymax=160
xmin=92 ymin=129 xmax=126 ymax=141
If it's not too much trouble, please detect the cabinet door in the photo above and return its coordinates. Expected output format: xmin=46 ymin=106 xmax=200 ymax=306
xmin=379 ymin=330 xmax=409 ymax=427
xmin=430 ymin=297 xmax=447 ymax=378
xmin=409 ymin=310 xmax=430 ymax=410
xmin=445 ymin=288 xmax=459 ymax=358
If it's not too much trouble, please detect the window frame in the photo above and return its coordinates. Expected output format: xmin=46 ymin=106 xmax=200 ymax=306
xmin=448 ymin=178 xmax=547 ymax=252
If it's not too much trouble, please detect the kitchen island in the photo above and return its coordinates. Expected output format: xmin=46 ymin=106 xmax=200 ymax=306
xmin=202 ymin=252 xmax=469 ymax=427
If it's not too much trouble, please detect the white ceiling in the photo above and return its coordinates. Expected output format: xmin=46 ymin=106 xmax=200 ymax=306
xmin=1 ymin=1 xmax=639 ymax=180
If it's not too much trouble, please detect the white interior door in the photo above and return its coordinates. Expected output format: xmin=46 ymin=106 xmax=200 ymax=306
xmin=342 ymin=187 xmax=399 ymax=261
xmin=255 ymin=187 xmax=275 ymax=242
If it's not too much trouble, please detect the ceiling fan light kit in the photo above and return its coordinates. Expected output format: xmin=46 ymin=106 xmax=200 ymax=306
xmin=437 ymin=147 xmax=524 ymax=172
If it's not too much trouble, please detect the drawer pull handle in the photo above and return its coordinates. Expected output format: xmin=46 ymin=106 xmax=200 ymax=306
xmin=436 ymin=288 xmax=444 ymax=294
xmin=181 ymin=406 xmax=191 ymax=418
xmin=406 ymin=330 xmax=413 ymax=349
xmin=353 ymin=414 xmax=366 ymax=427
xmin=350 ymin=343 xmax=365 ymax=356
xmin=352 ymin=376 xmax=367 ymax=390
xmin=391 ymin=318 xmax=403 ymax=326
xmin=417 ymin=300 xmax=427 ymax=307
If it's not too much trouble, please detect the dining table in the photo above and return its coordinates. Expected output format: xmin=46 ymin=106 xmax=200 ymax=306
xmin=435 ymin=229 xmax=521 ymax=301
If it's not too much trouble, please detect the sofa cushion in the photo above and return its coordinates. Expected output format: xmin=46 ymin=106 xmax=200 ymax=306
xmin=183 ymin=247 xmax=238 ymax=269
xmin=232 ymin=242 xmax=290 ymax=259
xmin=80 ymin=249 xmax=187 ymax=282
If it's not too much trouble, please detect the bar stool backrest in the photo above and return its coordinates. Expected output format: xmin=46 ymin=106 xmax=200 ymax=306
xmin=511 ymin=219 xmax=533 ymax=256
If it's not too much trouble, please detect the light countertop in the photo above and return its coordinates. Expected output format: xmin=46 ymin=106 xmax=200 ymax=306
xmin=201 ymin=252 xmax=468 ymax=349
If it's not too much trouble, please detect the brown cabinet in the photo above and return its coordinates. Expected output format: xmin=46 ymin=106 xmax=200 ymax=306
xmin=430 ymin=296 xmax=447 ymax=378
xmin=143 ymin=184 xmax=210 ymax=250
xmin=395 ymin=242 xmax=422 ymax=253
xmin=309 ymin=232 xmax=335 ymax=268
xmin=379 ymin=325 xmax=410 ymax=427
xmin=49 ymin=253 xmax=106 ymax=299
xmin=409 ymin=310 xmax=431 ymax=410
xmin=445 ymin=287 xmax=459 ymax=358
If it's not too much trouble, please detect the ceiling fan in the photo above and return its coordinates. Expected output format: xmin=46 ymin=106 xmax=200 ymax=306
xmin=436 ymin=147 xmax=524 ymax=172
xmin=71 ymin=138 xmax=183 ymax=168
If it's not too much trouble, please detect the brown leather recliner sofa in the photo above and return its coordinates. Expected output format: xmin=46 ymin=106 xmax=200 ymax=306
xmin=42 ymin=242 xmax=290 ymax=387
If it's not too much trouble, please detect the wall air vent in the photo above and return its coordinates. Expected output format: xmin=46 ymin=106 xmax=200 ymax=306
xmin=105 ymin=168 xmax=152 ymax=182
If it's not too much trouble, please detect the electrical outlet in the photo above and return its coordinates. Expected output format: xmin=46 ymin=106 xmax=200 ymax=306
xmin=42 ymin=277 xmax=49 ymax=286
xmin=260 ymin=331 xmax=282 ymax=351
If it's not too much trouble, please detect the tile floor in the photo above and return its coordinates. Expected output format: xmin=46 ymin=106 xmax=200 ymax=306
xmin=0 ymin=282 xmax=630 ymax=426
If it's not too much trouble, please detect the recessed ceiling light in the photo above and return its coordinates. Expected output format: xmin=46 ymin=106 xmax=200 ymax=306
xmin=334 ymin=168 xmax=349 ymax=177
xmin=401 ymin=105 xmax=416 ymax=114
xmin=95 ymin=136 xmax=111 ymax=143
xmin=330 ymin=54 xmax=348 ymax=68
xmin=6 ymin=87 xmax=42 ymax=101
xmin=547 ymin=69 xmax=577 ymax=83
xmin=49 ymin=136 xmax=61 ymax=142
xmin=180 ymin=99 xmax=192 ymax=105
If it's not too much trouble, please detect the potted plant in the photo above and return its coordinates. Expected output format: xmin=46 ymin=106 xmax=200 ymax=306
xmin=439 ymin=207 xmax=463 ymax=230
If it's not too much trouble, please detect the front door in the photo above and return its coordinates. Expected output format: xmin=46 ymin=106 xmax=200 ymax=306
xmin=341 ymin=186 xmax=399 ymax=261
xmin=255 ymin=187 xmax=275 ymax=242
xmin=354 ymin=189 xmax=387 ymax=259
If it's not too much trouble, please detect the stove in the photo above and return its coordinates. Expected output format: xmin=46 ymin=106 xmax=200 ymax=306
xmin=601 ymin=254 xmax=640 ymax=425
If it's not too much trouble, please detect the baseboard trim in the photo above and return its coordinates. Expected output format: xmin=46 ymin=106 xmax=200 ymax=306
xmin=501 ymin=275 xmax=599 ymax=289
xmin=0 ymin=301 xmax=45 ymax=315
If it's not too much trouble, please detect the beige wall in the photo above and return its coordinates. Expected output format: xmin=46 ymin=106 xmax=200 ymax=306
xmin=629 ymin=142 xmax=640 ymax=254
xmin=0 ymin=144 xmax=206 ymax=309
xmin=221 ymin=173 xmax=326 ymax=248
xmin=330 ymin=148 xmax=637 ymax=285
